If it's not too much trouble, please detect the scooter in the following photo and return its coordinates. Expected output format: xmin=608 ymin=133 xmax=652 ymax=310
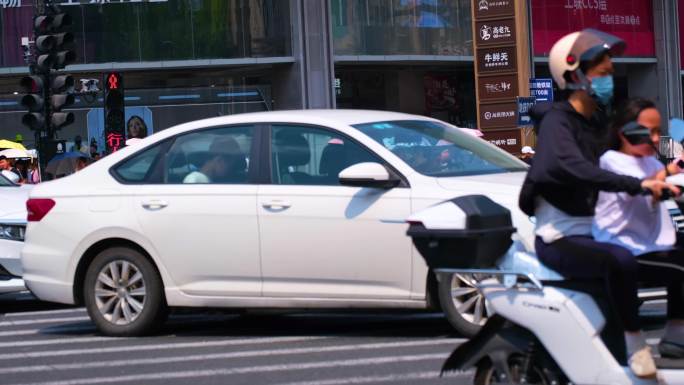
xmin=406 ymin=194 xmax=684 ymax=384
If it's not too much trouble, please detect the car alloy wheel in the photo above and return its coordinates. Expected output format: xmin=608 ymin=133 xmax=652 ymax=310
xmin=450 ymin=273 xmax=488 ymax=325
xmin=437 ymin=272 xmax=491 ymax=337
xmin=94 ymin=260 xmax=147 ymax=325
xmin=84 ymin=246 xmax=167 ymax=336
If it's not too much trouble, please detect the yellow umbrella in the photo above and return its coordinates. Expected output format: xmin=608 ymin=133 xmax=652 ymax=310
xmin=0 ymin=140 xmax=26 ymax=150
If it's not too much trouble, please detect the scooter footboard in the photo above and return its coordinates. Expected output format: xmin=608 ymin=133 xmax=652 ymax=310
xmin=441 ymin=314 xmax=535 ymax=375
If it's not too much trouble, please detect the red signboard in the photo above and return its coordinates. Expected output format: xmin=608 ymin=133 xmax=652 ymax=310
xmin=531 ymin=0 xmax=655 ymax=57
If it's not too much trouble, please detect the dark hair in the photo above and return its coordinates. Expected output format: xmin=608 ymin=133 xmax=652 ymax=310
xmin=127 ymin=115 xmax=148 ymax=139
xmin=608 ymin=98 xmax=657 ymax=150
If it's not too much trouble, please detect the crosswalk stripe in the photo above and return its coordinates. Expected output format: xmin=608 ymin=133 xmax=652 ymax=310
xmin=274 ymin=371 xmax=474 ymax=385
xmin=4 ymin=308 xmax=85 ymax=318
xmin=0 ymin=324 xmax=95 ymax=338
xmin=0 ymin=338 xmax=463 ymax=374
xmin=8 ymin=352 xmax=449 ymax=385
xmin=0 ymin=335 xmax=328 ymax=360
xmin=0 ymin=316 xmax=90 ymax=327
xmin=0 ymin=336 xmax=130 ymax=349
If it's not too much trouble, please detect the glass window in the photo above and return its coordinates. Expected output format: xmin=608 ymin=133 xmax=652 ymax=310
xmin=353 ymin=120 xmax=528 ymax=177
xmin=271 ymin=125 xmax=381 ymax=186
xmin=165 ymin=125 xmax=253 ymax=184
xmin=0 ymin=0 xmax=291 ymax=67
xmin=331 ymin=0 xmax=472 ymax=56
xmin=113 ymin=143 xmax=163 ymax=183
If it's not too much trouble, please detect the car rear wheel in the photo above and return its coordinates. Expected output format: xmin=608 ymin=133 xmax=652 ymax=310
xmin=84 ymin=247 xmax=167 ymax=336
xmin=438 ymin=272 xmax=490 ymax=337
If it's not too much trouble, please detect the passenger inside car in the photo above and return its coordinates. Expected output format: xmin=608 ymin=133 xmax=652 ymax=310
xmin=183 ymin=136 xmax=247 ymax=184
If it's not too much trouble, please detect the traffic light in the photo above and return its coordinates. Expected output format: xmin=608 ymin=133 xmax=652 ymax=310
xmin=104 ymin=72 xmax=125 ymax=152
xmin=33 ymin=11 xmax=75 ymax=73
xmin=50 ymin=74 xmax=75 ymax=129
xmin=24 ymin=5 xmax=77 ymax=136
xmin=19 ymin=75 xmax=47 ymax=131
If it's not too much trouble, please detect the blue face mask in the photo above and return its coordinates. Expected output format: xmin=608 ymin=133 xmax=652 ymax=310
xmin=590 ymin=75 xmax=614 ymax=106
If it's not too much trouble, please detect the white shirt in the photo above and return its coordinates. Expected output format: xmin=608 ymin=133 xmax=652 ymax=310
xmin=593 ymin=150 xmax=675 ymax=255
xmin=183 ymin=171 xmax=210 ymax=184
xmin=534 ymin=197 xmax=593 ymax=243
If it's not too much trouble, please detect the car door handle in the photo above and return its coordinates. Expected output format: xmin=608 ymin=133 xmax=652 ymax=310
xmin=261 ymin=200 xmax=291 ymax=210
xmin=142 ymin=200 xmax=168 ymax=210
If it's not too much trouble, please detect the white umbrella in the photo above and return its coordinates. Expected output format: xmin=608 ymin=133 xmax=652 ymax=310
xmin=0 ymin=148 xmax=32 ymax=159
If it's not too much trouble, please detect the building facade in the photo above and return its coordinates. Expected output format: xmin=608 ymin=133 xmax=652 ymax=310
xmin=0 ymin=0 xmax=681 ymax=154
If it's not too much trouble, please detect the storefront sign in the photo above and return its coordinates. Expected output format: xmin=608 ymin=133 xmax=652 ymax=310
xmin=517 ymin=96 xmax=536 ymax=126
xmin=483 ymin=128 xmax=523 ymax=153
xmin=479 ymin=102 xmax=518 ymax=129
xmin=529 ymin=78 xmax=554 ymax=102
xmin=474 ymin=0 xmax=515 ymax=19
xmin=476 ymin=19 xmax=517 ymax=46
xmin=1 ymin=0 xmax=21 ymax=8
xmin=478 ymin=74 xmax=519 ymax=100
xmin=57 ymin=0 xmax=168 ymax=4
xmin=477 ymin=46 xmax=517 ymax=73
xmin=531 ymin=0 xmax=655 ymax=57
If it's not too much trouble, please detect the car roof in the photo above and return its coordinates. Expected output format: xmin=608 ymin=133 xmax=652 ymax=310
xmin=168 ymin=109 xmax=432 ymax=133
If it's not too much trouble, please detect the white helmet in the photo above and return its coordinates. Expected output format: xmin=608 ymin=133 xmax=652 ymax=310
xmin=549 ymin=28 xmax=625 ymax=90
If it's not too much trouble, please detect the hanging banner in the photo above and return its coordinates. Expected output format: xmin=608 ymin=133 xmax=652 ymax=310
xmin=531 ymin=0 xmax=655 ymax=57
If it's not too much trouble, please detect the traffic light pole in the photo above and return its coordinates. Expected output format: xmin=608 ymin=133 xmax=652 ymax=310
xmin=22 ymin=0 xmax=76 ymax=175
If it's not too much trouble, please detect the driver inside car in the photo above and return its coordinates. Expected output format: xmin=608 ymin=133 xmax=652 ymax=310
xmin=519 ymin=29 xmax=679 ymax=378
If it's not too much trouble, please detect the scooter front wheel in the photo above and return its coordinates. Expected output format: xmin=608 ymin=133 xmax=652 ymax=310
xmin=474 ymin=353 xmax=565 ymax=385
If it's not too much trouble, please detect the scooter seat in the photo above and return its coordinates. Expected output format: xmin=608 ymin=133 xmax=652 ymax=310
xmin=498 ymin=249 xmax=565 ymax=281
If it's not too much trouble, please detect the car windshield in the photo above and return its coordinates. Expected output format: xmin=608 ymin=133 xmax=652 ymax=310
xmin=0 ymin=173 xmax=16 ymax=186
xmin=353 ymin=120 xmax=528 ymax=177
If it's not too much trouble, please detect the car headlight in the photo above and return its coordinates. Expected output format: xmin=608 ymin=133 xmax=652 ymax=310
xmin=0 ymin=224 xmax=25 ymax=241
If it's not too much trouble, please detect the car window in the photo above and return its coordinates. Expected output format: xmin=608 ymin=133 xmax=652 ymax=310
xmin=353 ymin=120 xmax=528 ymax=177
xmin=271 ymin=124 xmax=381 ymax=186
xmin=0 ymin=173 xmax=16 ymax=186
xmin=165 ymin=125 xmax=253 ymax=184
xmin=113 ymin=143 xmax=163 ymax=183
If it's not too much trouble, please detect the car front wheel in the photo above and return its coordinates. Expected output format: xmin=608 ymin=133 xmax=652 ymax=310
xmin=438 ymin=272 xmax=490 ymax=337
xmin=83 ymin=246 xmax=168 ymax=336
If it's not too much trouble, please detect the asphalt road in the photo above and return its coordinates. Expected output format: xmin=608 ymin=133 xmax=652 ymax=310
xmin=0 ymin=292 xmax=473 ymax=385
xmin=0 ymin=292 xmax=669 ymax=385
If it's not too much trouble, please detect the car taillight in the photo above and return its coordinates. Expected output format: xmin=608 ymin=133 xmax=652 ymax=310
xmin=27 ymin=199 xmax=56 ymax=222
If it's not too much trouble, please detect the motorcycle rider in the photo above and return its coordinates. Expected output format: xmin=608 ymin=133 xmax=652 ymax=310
xmin=519 ymin=29 xmax=678 ymax=378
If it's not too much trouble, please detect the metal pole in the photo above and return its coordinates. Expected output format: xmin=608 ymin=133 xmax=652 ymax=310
xmin=527 ymin=0 xmax=535 ymax=79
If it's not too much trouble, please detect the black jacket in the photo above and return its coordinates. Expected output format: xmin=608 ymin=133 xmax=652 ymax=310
xmin=519 ymin=101 xmax=642 ymax=217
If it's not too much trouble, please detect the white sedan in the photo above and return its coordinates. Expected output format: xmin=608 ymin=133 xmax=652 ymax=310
xmin=22 ymin=110 xmax=533 ymax=336
xmin=0 ymin=171 xmax=31 ymax=294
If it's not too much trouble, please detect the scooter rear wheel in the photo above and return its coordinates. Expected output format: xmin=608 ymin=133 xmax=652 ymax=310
xmin=474 ymin=353 xmax=565 ymax=385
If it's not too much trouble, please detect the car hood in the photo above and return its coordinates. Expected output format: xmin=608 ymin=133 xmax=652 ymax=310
xmin=430 ymin=172 xmax=533 ymax=250
xmin=0 ymin=185 xmax=32 ymax=222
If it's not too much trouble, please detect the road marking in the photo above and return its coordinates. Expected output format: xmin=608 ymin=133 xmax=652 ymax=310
xmin=8 ymin=353 xmax=449 ymax=385
xmin=0 ymin=338 xmax=463 ymax=374
xmin=0 ymin=336 xmax=130 ymax=348
xmin=0 ymin=324 xmax=94 ymax=337
xmin=0 ymin=335 xmax=328 ymax=360
xmin=275 ymin=371 xmax=474 ymax=385
xmin=4 ymin=308 xmax=85 ymax=318
xmin=0 ymin=316 xmax=90 ymax=327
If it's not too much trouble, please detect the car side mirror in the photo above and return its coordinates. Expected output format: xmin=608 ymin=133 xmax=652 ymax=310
xmin=338 ymin=162 xmax=400 ymax=189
